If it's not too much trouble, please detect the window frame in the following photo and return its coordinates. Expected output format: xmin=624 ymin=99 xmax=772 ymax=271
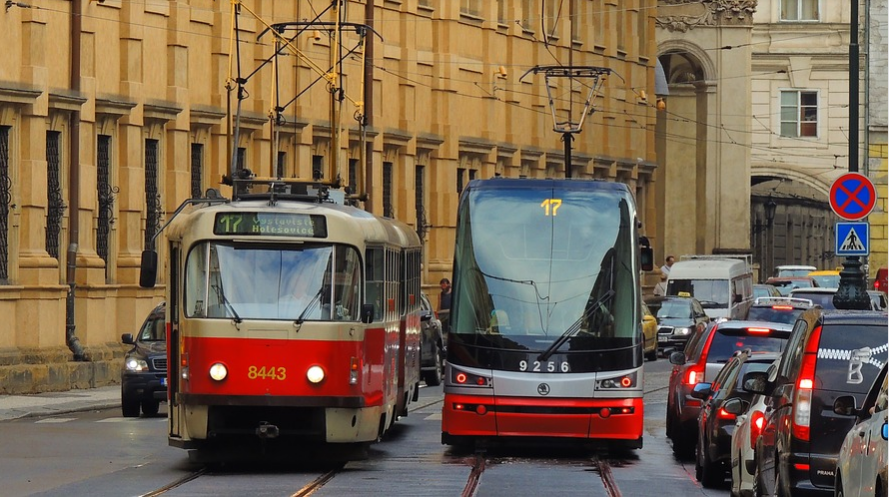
xmin=779 ymin=0 xmax=820 ymax=22
xmin=779 ymin=89 xmax=819 ymax=139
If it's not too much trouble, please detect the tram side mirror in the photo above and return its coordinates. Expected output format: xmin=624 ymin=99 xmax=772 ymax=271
xmin=360 ymin=303 xmax=375 ymax=324
xmin=640 ymin=246 xmax=654 ymax=272
xmin=139 ymin=250 xmax=158 ymax=288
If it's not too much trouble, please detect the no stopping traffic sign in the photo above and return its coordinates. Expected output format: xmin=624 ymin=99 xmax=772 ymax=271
xmin=829 ymin=172 xmax=876 ymax=221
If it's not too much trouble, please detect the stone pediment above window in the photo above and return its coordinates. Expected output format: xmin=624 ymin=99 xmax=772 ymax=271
xmin=48 ymin=90 xmax=88 ymax=112
xmin=143 ymin=100 xmax=183 ymax=122
xmin=0 ymin=82 xmax=41 ymax=106
xmin=95 ymin=95 xmax=137 ymax=118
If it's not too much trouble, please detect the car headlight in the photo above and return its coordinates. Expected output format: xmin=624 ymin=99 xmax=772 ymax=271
xmin=307 ymin=365 xmax=325 ymax=384
xmin=674 ymin=327 xmax=692 ymax=335
xmin=125 ymin=357 xmax=149 ymax=372
xmin=209 ymin=362 xmax=228 ymax=381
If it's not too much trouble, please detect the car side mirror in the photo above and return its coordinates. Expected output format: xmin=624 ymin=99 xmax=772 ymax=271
xmin=669 ymin=351 xmax=686 ymax=365
xmin=690 ymin=382 xmax=712 ymax=399
xmin=833 ymin=395 xmax=858 ymax=417
xmin=361 ymin=303 xmax=375 ymax=324
xmin=421 ymin=313 xmax=432 ymax=322
xmin=742 ymin=371 xmax=769 ymax=395
xmin=722 ymin=397 xmax=747 ymax=416
xmin=121 ymin=333 xmax=135 ymax=345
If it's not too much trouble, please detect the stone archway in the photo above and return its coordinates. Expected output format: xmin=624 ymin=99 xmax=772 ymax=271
xmin=751 ymin=174 xmax=838 ymax=281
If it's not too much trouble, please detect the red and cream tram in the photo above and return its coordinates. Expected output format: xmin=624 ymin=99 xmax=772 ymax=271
xmin=442 ymin=178 xmax=653 ymax=450
xmin=140 ymin=179 xmax=422 ymax=459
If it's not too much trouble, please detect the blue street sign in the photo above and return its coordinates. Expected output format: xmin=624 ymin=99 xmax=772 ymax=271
xmin=836 ymin=222 xmax=869 ymax=256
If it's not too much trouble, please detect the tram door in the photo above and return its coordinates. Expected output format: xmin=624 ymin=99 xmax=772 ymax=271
xmin=167 ymin=242 xmax=182 ymax=439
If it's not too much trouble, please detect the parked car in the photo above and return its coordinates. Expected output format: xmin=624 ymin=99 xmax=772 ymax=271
xmin=774 ymin=265 xmax=817 ymax=278
xmin=789 ymin=287 xmax=842 ymax=310
xmin=833 ymin=363 xmax=888 ymax=497
xmin=120 ymin=302 xmax=167 ymax=417
xmin=764 ymin=276 xmax=818 ymax=296
xmin=641 ymin=301 xmax=658 ymax=361
xmin=693 ymin=350 xmax=781 ymax=488
xmin=874 ymin=267 xmax=888 ymax=293
xmin=419 ymin=293 xmax=445 ymax=386
xmin=665 ymin=320 xmax=792 ymax=458
xmin=646 ymin=294 xmax=710 ymax=356
xmin=753 ymin=284 xmax=781 ymax=299
xmin=867 ymin=290 xmax=887 ymax=311
xmin=745 ymin=296 xmax=813 ymax=324
xmin=807 ymin=269 xmax=840 ymax=289
xmin=748 ymin=308 xmax=889 ymax=497
xmin=730 ymin=357 xmax=781 ymax=497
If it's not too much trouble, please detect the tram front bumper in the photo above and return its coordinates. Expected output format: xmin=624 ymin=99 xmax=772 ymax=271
xmin=442 ymin=393 xmax=644 ymax=441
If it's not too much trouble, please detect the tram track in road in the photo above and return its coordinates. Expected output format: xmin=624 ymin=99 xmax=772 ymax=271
xmin=139 ymin=467 xmax=208 ymax=497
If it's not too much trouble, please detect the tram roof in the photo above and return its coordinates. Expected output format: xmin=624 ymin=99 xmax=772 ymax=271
xmin=167 ymin=197 xmax=421 ymax=248
xmin=464 ymin=177 xmax=632 ymax=193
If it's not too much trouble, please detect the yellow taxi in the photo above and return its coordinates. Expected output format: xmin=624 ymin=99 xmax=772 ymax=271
xmin=807 ymin=269 xmax=840 ymax=289
xmin=641 ymin=301 xmax=658 ymax=361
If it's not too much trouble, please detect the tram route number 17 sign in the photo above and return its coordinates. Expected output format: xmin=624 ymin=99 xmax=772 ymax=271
xmin=829 ymin=172 xmax=876 ymax=221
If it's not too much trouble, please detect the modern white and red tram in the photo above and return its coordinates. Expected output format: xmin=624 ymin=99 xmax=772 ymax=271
xmin=442 ymin=178 xmax=654 ymax=450
xmin=139 ymin=179 xmax=423 ymax=458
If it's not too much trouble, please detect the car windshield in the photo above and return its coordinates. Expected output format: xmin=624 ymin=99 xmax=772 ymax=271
xmin=139 ymin=313 xmax=166 ymax=342
xmin=777 ymin=269 xmax=815 ymax=277
xmin=790 ymin=291 xmax=837 ymax=309
xmin=769 ymin=279 xmax=814 ymax=296
xmin=810 ymin=275 xmax=839 ymax=288
xmin=706 ymin=329 xmax=787 ymax=363
xmin=656 ymin=300 xmax=692 ymax=319
xmin=667 ymin=279 xmax=729 ymax=308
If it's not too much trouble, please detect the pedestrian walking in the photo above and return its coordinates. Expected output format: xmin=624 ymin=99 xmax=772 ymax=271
xmin=438 ymin=278 xmax=452 ymax=332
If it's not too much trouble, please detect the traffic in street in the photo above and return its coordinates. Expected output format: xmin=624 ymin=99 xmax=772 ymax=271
xmin=1 ymin=360 xmax=732 ymax=497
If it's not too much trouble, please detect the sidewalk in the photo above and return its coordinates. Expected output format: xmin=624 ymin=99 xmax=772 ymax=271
xmin=0 ymin=386 xmax=121 ymax=422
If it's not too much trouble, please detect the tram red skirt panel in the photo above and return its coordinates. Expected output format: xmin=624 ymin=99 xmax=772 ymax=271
xmin=443 ymin=394 xmax=643 ymax=440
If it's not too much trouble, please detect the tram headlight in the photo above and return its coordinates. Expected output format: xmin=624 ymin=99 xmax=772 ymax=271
xmin=125 ymin=357 xmax=149 ymax=372
xmin=208 ymin=362 xmax=228 ymax=381
xmin=597 ymin=372 xmax=637 ymax=390
xmin=307 ymin=365 xmax=326 ymax=384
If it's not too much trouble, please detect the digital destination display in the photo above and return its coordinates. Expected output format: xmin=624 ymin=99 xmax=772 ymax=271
xmin=213 ymin=212 xmax=328 ymax=238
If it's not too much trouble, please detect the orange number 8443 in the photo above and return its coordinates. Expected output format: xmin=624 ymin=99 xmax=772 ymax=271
xmin=247 ymin=366 xmax=287 ymax=380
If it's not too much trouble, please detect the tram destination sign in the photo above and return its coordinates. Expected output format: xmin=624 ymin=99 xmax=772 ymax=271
xmin=213 ymin=212 xmax=328 ymax=238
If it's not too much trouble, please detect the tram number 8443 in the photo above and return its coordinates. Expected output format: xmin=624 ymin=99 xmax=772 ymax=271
xmin=519 ymin=360 xmax=570 ymax=372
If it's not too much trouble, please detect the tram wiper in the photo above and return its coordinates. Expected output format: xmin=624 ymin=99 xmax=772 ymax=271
xmin=537 ymin=289 xmax=614 ymax=362
xmin=294 ymin=287 xmax=324 ymax=325
xmin=220 ymin=293 xmax=242 ymax=324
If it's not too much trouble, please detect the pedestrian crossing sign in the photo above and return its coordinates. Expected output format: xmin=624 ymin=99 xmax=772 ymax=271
xmin=836 ymin=222 xmax=869 ymax=256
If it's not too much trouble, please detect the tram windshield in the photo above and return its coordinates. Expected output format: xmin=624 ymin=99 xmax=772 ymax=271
xmin=451 ymin=184 xmax=639 ymax=353
xmin=184 ymin=242 xmax=361 ymax=322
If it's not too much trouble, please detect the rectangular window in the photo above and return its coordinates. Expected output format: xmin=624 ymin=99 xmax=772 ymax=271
xmin=780 ymin=90 xmax=818 ymax=137
xmin=312 ymin=154 xmax=324 ymax=180
xmin=237 ymin=147 xmax=247 ymax=173
xmin=781 ymin=0 xmax=818 ymax=21
xmin=415 ymin=165 xmax=425 ymax=237
xmin=521 ymin=0 xmax=534 ymax=30
xmin=469 ymin=169 xmax=477 ymax=182
xmin=0 ymin=126 xmax=9 ymax=282
xmin=457 ymin=168 xmax=466 ymax=194
xmin=97 ymin=135 xmax=113 ymax=275
xmin=46 ymin=131 xmax=63 ymax=260
xmin=145 ymin=139 xmax=160 ymax=250
xmin=637 ymin=4 xmax=648 ymax=56
xmin=190 ymin=143 xmax=203 ymax=199
xmin=383 ymin=161 xmax=393 ymax=218
xmin=461 ymin=0 xmax=481 ymax=16
xmin=497 ymin=0 xmax=506 ymax=22
xmin=276 ymin=151 xmax=286 ymax=179
xmin=349 ymin=158 xmax=358 ymax=192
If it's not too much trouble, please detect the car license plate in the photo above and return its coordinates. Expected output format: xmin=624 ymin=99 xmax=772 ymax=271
xmin=658 ymin=335 xmax=669 ymax=342
xmin=160 ymin=377 xmax=167 ymax=387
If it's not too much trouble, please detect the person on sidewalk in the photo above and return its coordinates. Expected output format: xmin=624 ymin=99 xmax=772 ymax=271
xmin=438 ymin=278 xmax=452 ymax=333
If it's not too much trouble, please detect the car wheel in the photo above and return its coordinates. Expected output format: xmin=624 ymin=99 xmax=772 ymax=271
xmin=141 ymin=400 xmax=160 ymax=416
xmin=423 ymin=343 xmax=443 ymax=386
xmin=695 ymin=438 xmax=704 ymax=481
xmin=671 ymin=425 xmax=695 ymax=459
xmin=122 ymin=397 xmax=141 ymax=418
xmin=699 ymin=441 xmax=724 ymax=488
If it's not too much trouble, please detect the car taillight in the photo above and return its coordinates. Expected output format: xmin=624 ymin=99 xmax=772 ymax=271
xmin=747 ymin=327 xmax=771 ymax=334
xmin=772 ymin=305 xmax=793 ymax=311
xmin=792 ymin=325 xmax=822 ymax=441
xmin=684 ymin=368 xmax=703 ymax=385
xmin=750 ymin=410 xmax=765 ymax=449
xmin=717 ymin=407 xmax=736 ymax=420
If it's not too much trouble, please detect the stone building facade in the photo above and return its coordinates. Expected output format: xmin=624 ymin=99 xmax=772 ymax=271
xmin=0 ymin=1 xmax=660 ymax=393
xmin=867 ymin=0 xmax=888 ymax=277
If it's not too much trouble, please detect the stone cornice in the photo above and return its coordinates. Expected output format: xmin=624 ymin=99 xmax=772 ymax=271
xmin=382 ymin=128 xmax=412 ymax=148
xmin=95 ymin=95 xmax=136 ymax=117
xmin=143 ymin=100 xmax=183 ymax=122
xmin=458 ymin=136 xmax=495 ymax=155
xmin=657 ymin=0 xmax=756 ymax=32
xmin=48 ymin=90 xmax=88 ymax=111
xmin=189 ymin=105 xmax=225 ymax=127
xmin=0 ymin=82 xmax=41 ymax=105
xmin=416 ymin=133 xmax=445 ymax=150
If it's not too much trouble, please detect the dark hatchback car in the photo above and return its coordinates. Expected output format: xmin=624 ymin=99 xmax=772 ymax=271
xmin=745 ymin=296 xmax=813 ymax=325
xmin=692 ymin=350 xmax=780 ymax=488
xmin=646 ymin=295 xmax=710 ymax=356
xmin=120 ymin=302 xmax=167 ymax=417
xmin=749 ymin=308 xmax=889 ymax=497
xmin=419 ymin=293 xmax=445 ymax=386
xmin=665 ymin=320 xmax=792 ymax=458
xmin=765 ymin=276 xmax=819 ymax=296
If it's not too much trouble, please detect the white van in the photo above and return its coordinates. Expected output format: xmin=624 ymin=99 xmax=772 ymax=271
xmin=665 ymin=255 xmax=754 ymax=319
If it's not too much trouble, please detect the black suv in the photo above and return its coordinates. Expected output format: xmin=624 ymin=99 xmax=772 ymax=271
xmin=745 ymin=296 xmax=813 ymax=325
xmin=692 ymin=350 xmax=780 ymax=488
xmin=120 ymin=302 xmax=167 ymax=417
xmin=748 ymin=308 xmax=889 ymax=496
xmin=646 ymin=295 xmax=710 ymax=355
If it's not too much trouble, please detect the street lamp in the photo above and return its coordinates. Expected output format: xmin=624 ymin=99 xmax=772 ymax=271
xmin=752 ymin=197 xmax=777 ymax=234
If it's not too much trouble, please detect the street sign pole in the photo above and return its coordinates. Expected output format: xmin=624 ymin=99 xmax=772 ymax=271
xmin=834 ymin=0 xmax=870 ymax=310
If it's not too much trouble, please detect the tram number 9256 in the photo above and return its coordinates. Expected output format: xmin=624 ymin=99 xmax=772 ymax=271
xmin=519 ymin=360 xmax=570 ymax=373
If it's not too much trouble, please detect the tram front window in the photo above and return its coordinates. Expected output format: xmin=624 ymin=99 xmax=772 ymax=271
xmin=184 ymin=242 xmax=361 ymax=322
xmin=451 ymin=185 xmax=638 ymax=353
